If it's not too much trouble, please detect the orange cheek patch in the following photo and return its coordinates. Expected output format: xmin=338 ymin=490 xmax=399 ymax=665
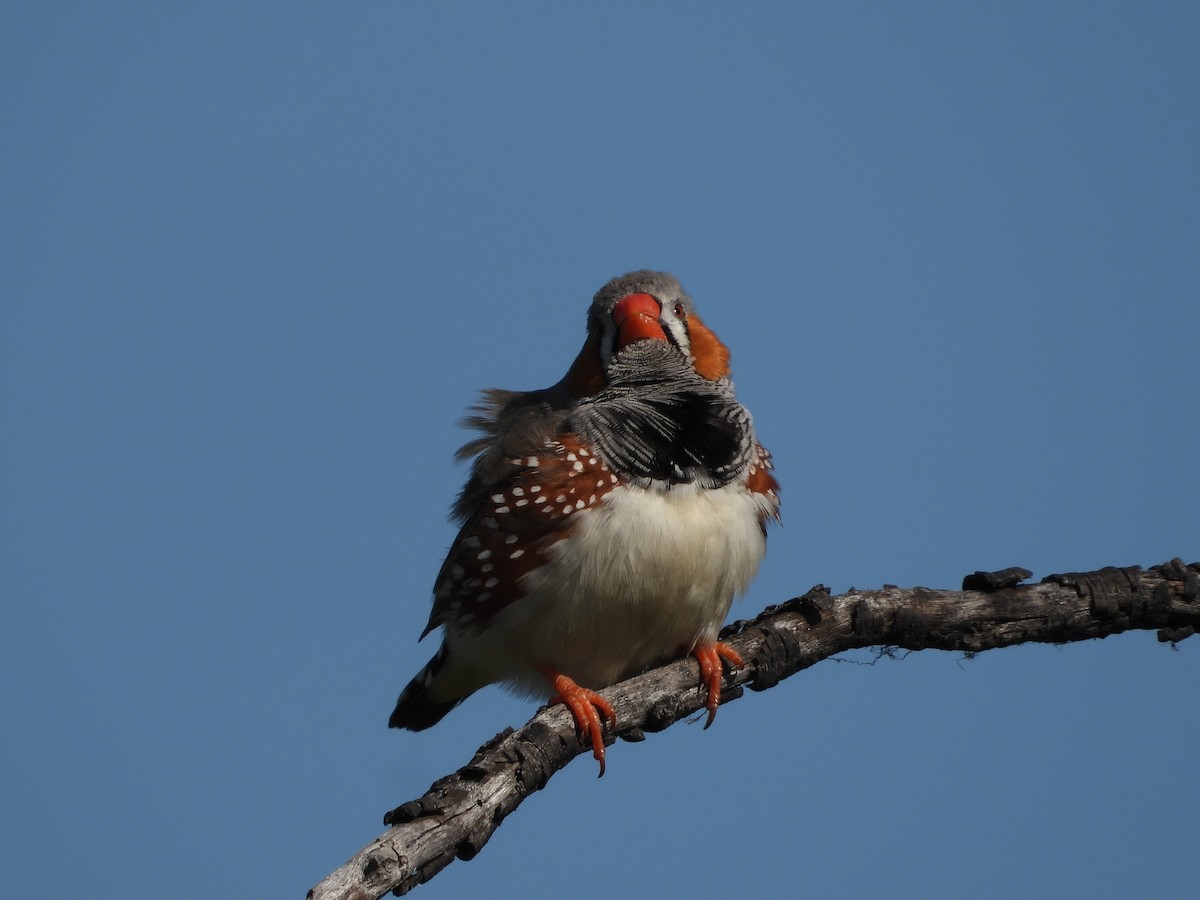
xmin=688 ymin=315 xmax=732 ymax=380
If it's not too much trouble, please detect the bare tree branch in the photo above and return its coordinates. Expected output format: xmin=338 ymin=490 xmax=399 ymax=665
xmin=308 ymin=558 xmax=1199 ymax=900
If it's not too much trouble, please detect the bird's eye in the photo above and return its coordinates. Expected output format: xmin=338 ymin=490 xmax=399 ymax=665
xmin=673 ymin=301 xmax=686 ymax=319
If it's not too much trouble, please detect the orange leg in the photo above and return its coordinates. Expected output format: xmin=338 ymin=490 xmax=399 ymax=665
xmin=693 ymin=641 xmax=744 ymax=729
xmin=545 ymin=669 xmax=617 ymax=777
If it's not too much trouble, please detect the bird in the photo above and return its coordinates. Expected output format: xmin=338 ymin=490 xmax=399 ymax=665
xmin=389 ymin=270 xmax=780 ymax=774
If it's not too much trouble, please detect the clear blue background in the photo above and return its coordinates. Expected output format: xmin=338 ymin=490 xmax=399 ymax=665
xmin=3 ymin=3 xmax=1197 ymax=898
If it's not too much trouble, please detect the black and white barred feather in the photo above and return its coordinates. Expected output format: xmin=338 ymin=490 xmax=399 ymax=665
xmin=566 ymin=340 xmax=755 ymax=488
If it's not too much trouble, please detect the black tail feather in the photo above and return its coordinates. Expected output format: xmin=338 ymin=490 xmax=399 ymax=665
xmin=389 ymin=645 xmax=468 ymax=730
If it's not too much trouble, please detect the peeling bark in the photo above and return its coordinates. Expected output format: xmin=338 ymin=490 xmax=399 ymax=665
xmin=308 ymin=558 xmax=1200 ymax=900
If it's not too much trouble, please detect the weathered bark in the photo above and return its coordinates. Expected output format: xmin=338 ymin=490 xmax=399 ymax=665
xmin=308 ymin=558 xmax=1199 ymax=900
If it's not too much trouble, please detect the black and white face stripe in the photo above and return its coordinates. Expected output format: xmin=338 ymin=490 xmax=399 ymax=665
xmin=656 ymin=297 xmax=693 ymax=354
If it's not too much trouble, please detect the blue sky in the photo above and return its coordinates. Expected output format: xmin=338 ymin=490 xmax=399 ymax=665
xmin=3 ymin=3 xmax=1197 ymax=898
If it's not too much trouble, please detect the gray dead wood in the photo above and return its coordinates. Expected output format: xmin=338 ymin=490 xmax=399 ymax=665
xmin=308 ymin=558 xmax=1199 ymax=900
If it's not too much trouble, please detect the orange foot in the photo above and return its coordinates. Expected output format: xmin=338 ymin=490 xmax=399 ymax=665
xmin=545 ymin=669 xmax=617 ymax=777
xmin=693 ymin=641 xmax=745 ymax=729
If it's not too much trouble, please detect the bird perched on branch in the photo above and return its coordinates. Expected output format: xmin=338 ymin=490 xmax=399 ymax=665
xmin=389 ymin=270 xmax=780 ymax=774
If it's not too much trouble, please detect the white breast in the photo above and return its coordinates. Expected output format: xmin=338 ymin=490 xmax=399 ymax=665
xmin=456 ymin=481 xmax=772 ymax=698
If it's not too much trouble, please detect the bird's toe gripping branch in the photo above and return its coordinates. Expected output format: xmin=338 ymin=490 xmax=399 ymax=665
xmin=545 ymin=670 xmax=617 ymax=777
xmin=693 ymin=641 xmax=745 ymax=729
xmin=543 ymin=640 xmax=742 ymax=775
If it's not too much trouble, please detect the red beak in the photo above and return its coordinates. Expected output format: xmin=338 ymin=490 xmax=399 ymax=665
xmin=612 ymin=293 xmax=666 ymax=349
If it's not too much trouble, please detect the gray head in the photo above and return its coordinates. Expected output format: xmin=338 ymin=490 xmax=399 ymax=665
xmin=585 ymin=270 xmax=731 ymax=383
